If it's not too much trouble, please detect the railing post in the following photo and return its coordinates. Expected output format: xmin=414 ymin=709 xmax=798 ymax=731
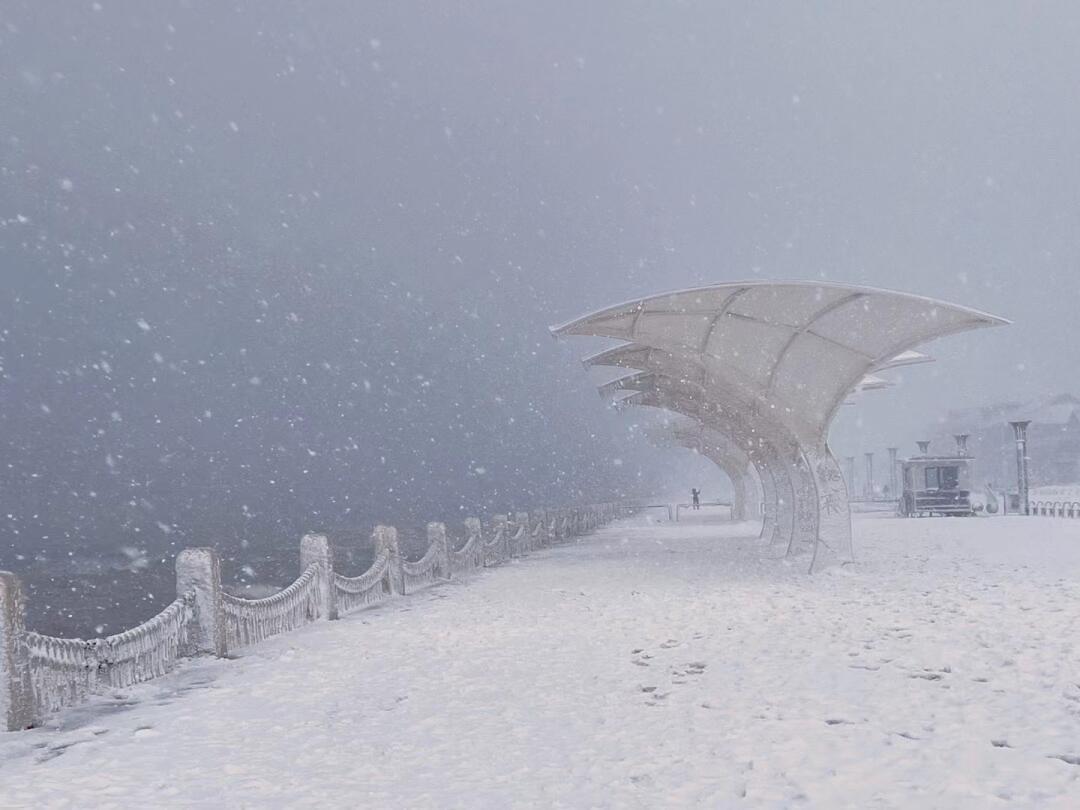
xmin=175 ymin=548 xmax=227 ymax=658
xmin=463 ymin=517 xmax=482 ymax=569
xmin=373 ymin=525 xmax=404 ymax=595
xmin=530 ymin=509 xmax=543 ymax=549
xmin=492 ymin=514 xmax=509 ymax=562
xmin=428 ymin=522 xmax=451 ymax=579
xmin=514 ymin=512 xmax=529 ymax=556
xmin=506 ymin=513 xmax=518 ymax=558
xmin=300 ymin=534 xmax=337 ymax=621
xmin=0 ymin=572 xmax=34 ymax=731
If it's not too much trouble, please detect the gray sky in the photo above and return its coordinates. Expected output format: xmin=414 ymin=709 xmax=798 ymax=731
xmin=2 ymin=1 xmax=1078 ymax=600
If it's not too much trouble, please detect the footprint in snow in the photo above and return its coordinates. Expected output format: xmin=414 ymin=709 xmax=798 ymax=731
xmin=1050 ymin=753 xmax=1080 ymax=766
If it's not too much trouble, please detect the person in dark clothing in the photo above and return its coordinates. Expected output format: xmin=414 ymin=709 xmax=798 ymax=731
xmin=691 ymin=488 xmax=701 ymax=510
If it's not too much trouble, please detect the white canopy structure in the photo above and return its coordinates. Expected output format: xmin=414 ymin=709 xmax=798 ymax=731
xmin=553 ymin=281 xmax=1008 ymax=569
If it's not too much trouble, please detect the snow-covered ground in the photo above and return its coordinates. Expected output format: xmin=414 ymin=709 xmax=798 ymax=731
xmin=2 ymin=514 xmax=1079 ymax=808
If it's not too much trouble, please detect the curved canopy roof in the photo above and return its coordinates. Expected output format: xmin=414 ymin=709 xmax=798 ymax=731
xmin=554 ymin=281 xmax=1007 ymax=445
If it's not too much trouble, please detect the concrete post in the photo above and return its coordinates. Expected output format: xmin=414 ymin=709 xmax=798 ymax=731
xmin=864 ymin=452 xmax=875 ymax=499
xmin=373 ymin=525 xmax=404 ymax=594
xmin=514 ymin=512 xmax=530 ymax=556
xmin=427 ymin=522 xmax=451 ymax=579
xmin=534 ymin=509 xmax=549 ymax=547
xmin=0 ymin=572 xmax=34 ymax=731
xmin=300 ymin=533 xmax=337 ymax=621
xmin=887 ymin=448 xmax=899 ymax=499
xmin=175 ymin=548 xmax=227 ymax=658
xmin=1009 ymin=421 xmax=1032 ymax=515
xmin=463 ymin=517 xmax=481 ymax=568
xmin=844 ymin=456 xmax=857 ymax=498
xmin=490 ymin=514 xmax=508 ymax=564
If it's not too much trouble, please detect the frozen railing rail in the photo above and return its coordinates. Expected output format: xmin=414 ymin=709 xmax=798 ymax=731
xmin=221 ymin=564 xmax=323 ymax=650
xmin=401 ymin=523 xmax=451 ymax=593
xmin=450 ymin=518 xmax=484 ymax=574
xmin=14 ymin=590 xmax=195 ymax=724
xmin=334 ymin=548 xmax=392 ymax=615
xmin=675 ymin=501 xmax=733 ymax=521
xmin=0 ymin=502 xmax=623 ymax=731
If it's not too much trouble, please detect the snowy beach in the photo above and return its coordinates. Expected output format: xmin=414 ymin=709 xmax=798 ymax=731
xmin=2 ymin=513 xmax=1078 ymax=808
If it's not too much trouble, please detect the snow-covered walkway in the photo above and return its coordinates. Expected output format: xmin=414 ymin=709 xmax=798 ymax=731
xmin=2 ymin=514 xmax=1079 ymax=808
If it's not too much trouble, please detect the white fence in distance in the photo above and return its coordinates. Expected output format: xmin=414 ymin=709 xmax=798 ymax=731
xmin=1029 ymin=501 xmax=1080 ymax=518
xmin=1 ymin=502 xmax=621 ymax=731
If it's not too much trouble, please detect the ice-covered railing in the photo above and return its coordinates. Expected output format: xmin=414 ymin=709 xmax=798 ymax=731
xmin=334 ymin=546 xmax=393 ymax=615
xmin=450 ymin=518 xmax=485 ymax=573
xmin=221 ymin=565 xmax=323 ymax=650
xmin=13 ymin=590 xmax=195 ymax=723
xmin=1 ymin=502 xmax=622 ymax=730
xmin=401 ymin=524 xmax=450 ymax=592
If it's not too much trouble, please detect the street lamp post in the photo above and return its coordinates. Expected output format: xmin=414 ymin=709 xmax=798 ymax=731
xmin=887 ymin=447 xmax=899 ymax=499
xmin=1009 ymin=421 xmax=1032 ymax=515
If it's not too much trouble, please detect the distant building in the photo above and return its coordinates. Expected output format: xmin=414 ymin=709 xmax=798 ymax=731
xmin=929 ymin=394 xmax=1080 ymax=489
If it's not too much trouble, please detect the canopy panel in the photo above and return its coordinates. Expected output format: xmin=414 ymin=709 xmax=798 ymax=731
xmin=554 ymin=281 xmax=1007 ymax=445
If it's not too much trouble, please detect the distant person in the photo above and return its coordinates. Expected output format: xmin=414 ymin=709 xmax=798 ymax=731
xmin=691 ymin=488 xmax=701 ymax=510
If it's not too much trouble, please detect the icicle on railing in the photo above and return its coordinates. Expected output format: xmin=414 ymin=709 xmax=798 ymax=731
xmin=402 ymin=543 xmax=440 ymax=591
xmin=97 ymin=592 xmax=194 ymax=690
xmin=450 ymin=519 xmax=484 ymax=573
xmin=401 ymin=522 xmax=450 ymax=593
xmin=220 ymin=564 xmax=323 ymax=650
xmin=3 ymin=503 xmax=624 ymax=731
xmin=23 ymin=591 xmax=195 ymax=719
xmin=22 ymin=633 xmax=97 ymax=718
xmin=506 ymin=514 xmax=527 ymax=558
xmin=333 ymin=549 xmax=392 ymax=615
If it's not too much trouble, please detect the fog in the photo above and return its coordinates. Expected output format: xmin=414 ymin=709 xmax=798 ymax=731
xmin=3 ymin=2 xmax=1078 ymax=633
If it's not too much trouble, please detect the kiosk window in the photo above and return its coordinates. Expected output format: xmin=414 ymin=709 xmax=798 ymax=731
xmin=925 ymin=466 xmax=959 ymax=490
xmin=940 ymin=466 xmax=959 ymax=489
xmin=925 ymin=467 xmax=940 ymax=489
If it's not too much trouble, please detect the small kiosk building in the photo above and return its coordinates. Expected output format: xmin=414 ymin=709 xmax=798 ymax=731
xmin=899 ymin=438 xmax=975 ymax=517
